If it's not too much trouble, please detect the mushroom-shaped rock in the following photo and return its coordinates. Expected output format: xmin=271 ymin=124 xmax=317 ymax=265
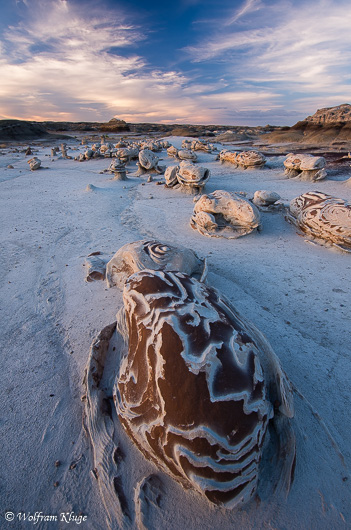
xmin=176 ymin=161 xmax=210 ymax=194
xmin=27 ymin=157 xmax=41 ymax=170
xmin=107 ymin=159 xmax=128 ymax=180
xmin=253 ymin=190 xmax=282 ymax=210
xmin=191 ymin=190 xmax=261 ymax=238
xmin=115 ymin=269 xmax=295 ymax=509
xmin=177 ymin=149 xmax=197 ymax=162
xmin=106 ymin=239 xmax=205 ymax=289
xmin=286 ymin=191 xmax=351 ymax=251
xmin=137 ymin=149 xmax=164 ymax=175
xmin=284 ymin=154 xmax=327 ymax=181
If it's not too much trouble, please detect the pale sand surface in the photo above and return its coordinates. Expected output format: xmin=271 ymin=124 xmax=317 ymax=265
xmin=1 ymin=137 xmax=350 ymax=529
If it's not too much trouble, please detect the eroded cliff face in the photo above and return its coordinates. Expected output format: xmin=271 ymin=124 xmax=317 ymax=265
xmin=260 ymin=104 xmax=351 ymax=147
xmin=305 ymin=104 xmax=351 ymax=124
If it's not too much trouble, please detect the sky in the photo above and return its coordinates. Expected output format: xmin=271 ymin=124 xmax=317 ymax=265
xmin=0 ymin=0 xmax=350 ymax=125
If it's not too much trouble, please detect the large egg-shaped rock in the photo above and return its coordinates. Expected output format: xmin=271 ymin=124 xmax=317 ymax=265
xmin=115 ymin=270 xmax=292 ymax=508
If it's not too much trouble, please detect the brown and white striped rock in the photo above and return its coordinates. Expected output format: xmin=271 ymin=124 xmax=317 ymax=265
xmin=106 ymin=240 xmax=205 ymax=289
xmin=286 ymin=191 xmax=351 ymax=251
xmin=284 ymin=154 xmax=327 ymax=181
xmin=191 ymin=190 xmax=261 ymax=238
xmin=27 ymin=157 xmax=41 ymax=170
xmin=115 ymin=269 xmax=295 ymax=508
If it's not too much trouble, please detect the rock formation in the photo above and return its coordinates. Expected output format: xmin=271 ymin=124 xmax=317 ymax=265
xmin=220 ymin=150 xmax=266 ymax=168
xmin=191 ymin=190 xmax=261 ymax=238
xmin=284 ymin=154 xmax=327 ymax=181
xmin=286 ymin=191 xmax=351 ymax=251
xmin=305 ymin=104 xmax=351 ymax=124
xmin=115 ymin=269 xmax=295 ymax=508
xmin=165 ymin=162 xmax=210 ymax=193
xmin=106 ymin=240 xmax=205 ymax=289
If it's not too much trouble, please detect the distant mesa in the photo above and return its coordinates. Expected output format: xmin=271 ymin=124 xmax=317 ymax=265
xmin=99 ymin=118 xmax=130 ymax=132
xmin=305 ymin=103 xmax=351 ymax=124
xmin=261 ymin=104 xmax=351 ymax=146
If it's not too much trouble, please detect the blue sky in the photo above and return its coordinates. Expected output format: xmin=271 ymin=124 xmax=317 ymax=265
xmin=0 ymin=0 xmax=350 ymax=125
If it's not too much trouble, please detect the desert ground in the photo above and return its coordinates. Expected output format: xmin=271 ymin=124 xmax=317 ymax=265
xmin=1 ymin=132 xmax=350 ymax=529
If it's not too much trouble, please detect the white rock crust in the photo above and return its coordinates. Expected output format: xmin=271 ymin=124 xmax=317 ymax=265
xmin=191 ymin=190 xmax=261 ymax=238
xmin=115 ymin=270 xmax=295 ymax=508
xmin=286 ymin=191 xmax=351 ymax=251
xmin=106 ymin=240 xmax=205 ymax=289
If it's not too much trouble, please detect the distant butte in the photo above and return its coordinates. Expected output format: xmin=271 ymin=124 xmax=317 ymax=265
xmin=259 ymin=104 xmax=351 ymax=149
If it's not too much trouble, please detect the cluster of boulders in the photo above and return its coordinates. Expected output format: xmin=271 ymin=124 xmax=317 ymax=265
xmin=167 ymin=145 xmax=198 ymax=162
xmin=181 ymin=139 xmax=216 ymax=152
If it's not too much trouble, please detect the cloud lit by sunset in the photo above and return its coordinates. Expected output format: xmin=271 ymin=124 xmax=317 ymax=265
xmin=1 ymin=0 xmax=350 ymax=125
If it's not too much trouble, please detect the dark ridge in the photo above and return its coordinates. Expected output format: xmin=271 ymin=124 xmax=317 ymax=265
xmin=0 ymin=119 xmax=65 ymax=141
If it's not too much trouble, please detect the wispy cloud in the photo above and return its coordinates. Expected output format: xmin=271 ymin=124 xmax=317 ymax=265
xmin=186 ymin=0 xmax=351 ymax=115
xmin=226 ymin=0 xmax=263 ymax=25
xmin=0 ymin=0 xmax=285 ymax=124
xmin=0 ymin=0 xmax=190 ymax=121
xmin=1 ymin=0 xmax=350 ymax=125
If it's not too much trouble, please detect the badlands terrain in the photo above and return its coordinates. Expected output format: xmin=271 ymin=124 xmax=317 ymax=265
xmin=1 ymin=105 xmax=351 ymax=529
